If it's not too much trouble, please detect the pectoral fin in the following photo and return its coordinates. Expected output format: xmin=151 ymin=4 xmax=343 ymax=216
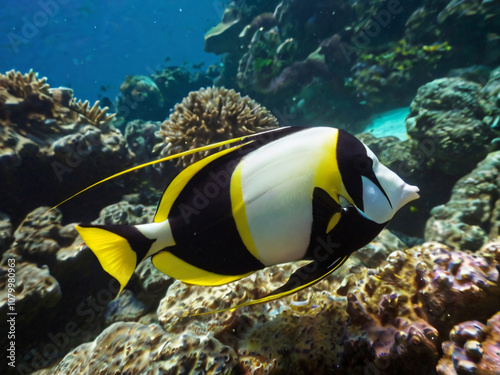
xmin=191 ymin=255 xmax=349 ymax=316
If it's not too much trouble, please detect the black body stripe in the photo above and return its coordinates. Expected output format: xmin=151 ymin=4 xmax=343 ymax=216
xmin=154 ymin=126 xmax=303 ymax=220
xmin=336 ymin=129 xmax=366 ymax=210
xmin=336 ymin=129 xmax=392 ymax=209
xmin=305 ymin=187 xmax=341 ymax=258
xmin=78 ymin=224 xmax=155 ymax=262
xmin=167 ymin=148 xmax=265 ymax=275
xmin=306 ymin=202 xmax=386 ymax=261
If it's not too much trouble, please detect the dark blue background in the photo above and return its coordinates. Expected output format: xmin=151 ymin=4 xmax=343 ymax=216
xmin=1 ymin=0 xmax=224 ymax=103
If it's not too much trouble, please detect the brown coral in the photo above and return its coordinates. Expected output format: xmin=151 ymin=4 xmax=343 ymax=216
xmin=0 ymin=69 xmax=50 ymax=101
xmin=0 ymin=69 xmax=113 ymax=126
xmin=154 ymin=241 xmax=500 ymax=374
xmin=54 ymin=322 xmax=238 ymax=375
xmin=154 ymin=86 xmax=279 ymax=168
xmin=437 ymin=312 xmax=500 ymax=375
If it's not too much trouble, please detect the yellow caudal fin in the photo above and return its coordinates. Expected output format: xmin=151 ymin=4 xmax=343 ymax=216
xmin=75 ymin=224 xmax=154 ymax=294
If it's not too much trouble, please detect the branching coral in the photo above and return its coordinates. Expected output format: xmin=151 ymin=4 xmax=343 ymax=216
xmin=69 ymin=98 xmax=115 ymax=126
xmin=0 ymin=69 xmax=114 ymax=126
xmin=0 ymin=69 xmax=50 ymax=100
xmin=154 ymin=86 xmax=279 ymax=168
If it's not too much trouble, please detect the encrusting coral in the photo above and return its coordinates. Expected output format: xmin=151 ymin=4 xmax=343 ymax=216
xmin=154 ymin=86 xmax=279 ymax=168
xmin=153 ymin=241 xmax=499 ymax=374
xmin=5 ymin=201 xmax=500 ymax=373
xmin=437 ymin=312 xmax=500 ymax=375
xmin=52 ymin=322 xmax=238 ymax=375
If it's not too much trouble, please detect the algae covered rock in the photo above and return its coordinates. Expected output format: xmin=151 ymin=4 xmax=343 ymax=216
xmin=116 ymin=66 xmax=213 ymax=123
xmin=116 ymin=75 xmax=164 ymax=121
xmin=54 ymin=322 xmax=238 ymax=375
xmin=425 ymin=151 xmax=500 ymax=251
xmin=406 ymin=77 xmax=491 ymax=176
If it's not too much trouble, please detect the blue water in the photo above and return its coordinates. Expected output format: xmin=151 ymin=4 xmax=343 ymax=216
xmin=363 ymin=107 xmax=410 ymax=140
xmin=1 ymin=0 xmax=224 ymax=102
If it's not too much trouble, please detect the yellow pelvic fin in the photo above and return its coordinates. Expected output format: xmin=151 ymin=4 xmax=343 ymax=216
xmin=151 ymin=251 xmax=253 ymax=286
xmin=191 ymin=255 xmax=350 ymax=316
xmin=327 ymin=212 xmax=342 ymax=233
xmin=75 ymin=225 xmax=137 ymax=294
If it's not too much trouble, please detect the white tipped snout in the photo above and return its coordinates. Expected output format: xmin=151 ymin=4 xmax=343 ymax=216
xmin=361 ymin=159 xmax=419 ymax=224
xmin=398 ymin=183 xmax=419 ymax=210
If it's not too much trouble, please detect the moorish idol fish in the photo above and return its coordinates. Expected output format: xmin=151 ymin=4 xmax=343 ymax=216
xmin=71 ymin=126 xmax=419 ymax=314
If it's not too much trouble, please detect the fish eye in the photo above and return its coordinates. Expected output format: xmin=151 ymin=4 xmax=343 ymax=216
xmin=354 ymin=156 xmax=373 ymax=174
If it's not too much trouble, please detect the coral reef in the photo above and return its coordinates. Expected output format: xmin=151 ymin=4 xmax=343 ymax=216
xmin=406 ymin=77 xmax=492 ymax=176
xmin=356 ymin=68 xmax=500 ymax=237
xmin=153 ymin=241 xmax=499 ymax=374
xmin=116 ymin=66 xmax=213 ymax=123
xmin=0 ymin=212 xmax=13 ymax=252
xmin=0 ymin=200 xmax=163 ymax=373
xmin=0 ymin=70 xmax=134 ymax=225
xmin=347 ymin=40 xmax=453 ymax=110
xmin=116 ymin=75 xmax=164 ymax=121
xmin=0 ymin=70 xmax=113 ymax=126
xmin=0 ymin=261 xmax=61 ymax=327
xmin=437 ymin=312 xmax=500 ymax=375
xmin=207 ymin=0 xmax=499 ymax=128
xmin=53 ymin=322 xmax=238 ymax=375
xmin=154 ymin=86 xmax=279 ymax=168
xmin=5 ymin=204 xmax=500 ymax=373
xmin=204 ymin=4 xmax=245 ymax=55
xmin=124 ymin=119 xmax=161 ymax=164
xmin=426 ymin=151 xmax=500 ymax=251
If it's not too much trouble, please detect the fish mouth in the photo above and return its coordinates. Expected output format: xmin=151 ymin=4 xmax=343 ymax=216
xmin=400 ymin=183 xmax=420 ymax=207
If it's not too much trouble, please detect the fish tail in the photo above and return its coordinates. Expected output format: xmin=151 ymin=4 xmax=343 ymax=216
xmin=75 ymin=223 xmax=160 ymax=294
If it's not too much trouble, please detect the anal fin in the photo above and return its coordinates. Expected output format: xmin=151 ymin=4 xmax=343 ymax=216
xmin=191 ymin=255 xmax=349 ymax=316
